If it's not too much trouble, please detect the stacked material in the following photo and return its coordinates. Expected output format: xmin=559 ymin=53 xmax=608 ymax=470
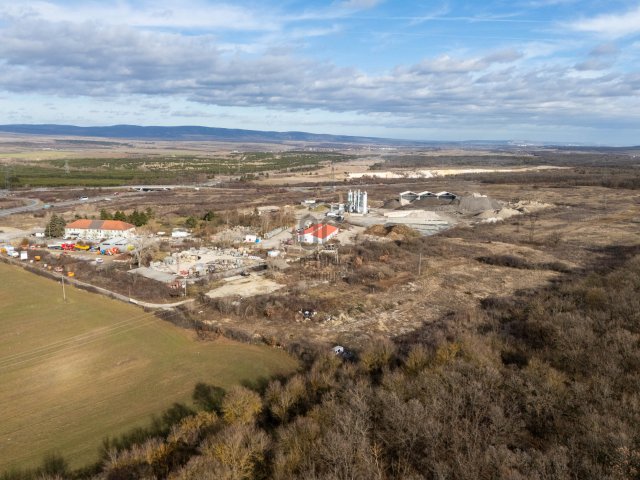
xmin=458 ymin=193 xmax=502 ymax=214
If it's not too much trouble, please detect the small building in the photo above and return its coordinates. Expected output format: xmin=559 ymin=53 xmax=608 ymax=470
xmin=436 ymin=191 xmax=457 ymax=200
xmin=64 ymin=219 xmax=136 ymax=241
xmin=417 ymin=191 xmax=436 ymax=199
xmin=171 ymin=230 xmax=190 ymax=238
xmin=298 ymin=223 xmax=339 ymax=244
xmin=244 ymin=234 xmax=260 ymax=243
xmin=399 ymin=191 xmax=418 ymax=205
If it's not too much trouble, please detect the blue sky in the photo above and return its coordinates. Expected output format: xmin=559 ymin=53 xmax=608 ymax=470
xmin=0 ymin=0 xmax=639 ymax=144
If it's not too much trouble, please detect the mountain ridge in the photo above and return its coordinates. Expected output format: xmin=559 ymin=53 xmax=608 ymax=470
xmin=0 ymin=123 xmax=421 ymax=145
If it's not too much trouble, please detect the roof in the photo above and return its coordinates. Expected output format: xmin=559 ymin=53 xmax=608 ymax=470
xmin=65 ymin=219 xmax=135 ymax=231
xmin=302 ymin=223 xmax=339 ymax=239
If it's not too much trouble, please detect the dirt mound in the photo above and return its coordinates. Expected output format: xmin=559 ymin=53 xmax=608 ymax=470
xmin=458 ymin=194 xmax=501 ymax=213
xmin=364 ymin=224 xmax=420 ymax=239
xmin=364 ymin=224 xmax=388 ymax=237
xmin=410 ymin=197 xmax=449 ymax=207
xmin=388 ymin=225 xmax=421 ymax=238
xmin=383 ymin=198 xmax=402 ymax=209
xmin=477 ymin=207 xmax=522 ymax=222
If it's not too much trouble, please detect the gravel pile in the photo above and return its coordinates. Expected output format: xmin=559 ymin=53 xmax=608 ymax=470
xmin=458 ymin=194 xmax=501 ymax=213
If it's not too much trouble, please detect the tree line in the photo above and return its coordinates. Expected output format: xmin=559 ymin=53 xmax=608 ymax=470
xmin=99 ymin=208 xmax=153 ymax=227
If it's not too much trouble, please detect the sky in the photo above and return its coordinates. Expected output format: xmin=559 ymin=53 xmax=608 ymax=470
xmin=0 ymin=0 xmax=639 ymax=145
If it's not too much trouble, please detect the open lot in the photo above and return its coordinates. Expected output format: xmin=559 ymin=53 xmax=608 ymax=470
xmin=206 ymin=273 xmax=284 ymax=299
xmin=0 ymin=262 xmax=297 ymax=470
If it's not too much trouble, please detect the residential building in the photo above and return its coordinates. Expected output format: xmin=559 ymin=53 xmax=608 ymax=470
xmin=64 ymin=219 xmax=136 ymax=241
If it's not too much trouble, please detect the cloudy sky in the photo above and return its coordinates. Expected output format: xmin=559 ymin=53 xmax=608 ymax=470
xmin=0 ymin=0 xmax=639 ymax=144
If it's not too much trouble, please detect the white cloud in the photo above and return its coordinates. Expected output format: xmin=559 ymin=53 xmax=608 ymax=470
xmin=0 ymin=2 xmax=639 ymax=142
xmin=0 ymin=15 xmax=637 ymax=131
xmin=0 ymin=1 xmax=280 ymax=31
xmin=568 ymin=5 xmax=640 ymax=38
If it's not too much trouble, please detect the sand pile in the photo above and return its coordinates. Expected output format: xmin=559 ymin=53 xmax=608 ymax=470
xmin=513 ymin=200 xmax=553 ymax=213
xmin=477 ymin=207 xmax=522 ymax=223
xmin=458 ymin=193 xmax=501 ymax=213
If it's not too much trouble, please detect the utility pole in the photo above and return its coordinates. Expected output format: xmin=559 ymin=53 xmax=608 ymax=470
xmin=61 ymin=275 xmax=66 ymax=302
xmin=418 ymin=252 xmax=422 ymax=276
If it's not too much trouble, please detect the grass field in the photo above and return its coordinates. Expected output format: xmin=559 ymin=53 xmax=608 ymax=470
xmin=0 ymin=263 xmax=298 ymax=471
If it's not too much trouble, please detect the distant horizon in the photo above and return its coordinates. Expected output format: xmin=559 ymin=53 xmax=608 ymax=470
xmin=1 ymin=1 xmax=639 ymax=145
xmin=0 ymin=122 xmax=638 ymax=148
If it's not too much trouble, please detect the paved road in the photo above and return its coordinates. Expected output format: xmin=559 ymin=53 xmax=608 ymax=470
xmin=0 ymin=193 xmax=134 ymax=218
xmin=0 ymin=198 xmax=41 ymax=218
xmin=0 ymin=182 xmax=333 ymax=219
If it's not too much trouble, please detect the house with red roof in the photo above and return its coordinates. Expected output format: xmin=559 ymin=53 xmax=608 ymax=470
xmin=64 ymin=219 xmax=136 ymax=241
xmin=297 ymin=223 xmax=339 ymax=245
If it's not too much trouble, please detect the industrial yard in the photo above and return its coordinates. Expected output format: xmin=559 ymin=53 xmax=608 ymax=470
xmin=3 ymin=147 xmax=636 ymax=351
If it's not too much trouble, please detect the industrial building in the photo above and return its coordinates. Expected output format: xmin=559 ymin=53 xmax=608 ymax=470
xmin=399 ymin=190 xmax=457 ymax=206
xmin=298 ymin=223 xmax=339 ymax=244
xmin=64 ymin=219 xmax=136 ymax=241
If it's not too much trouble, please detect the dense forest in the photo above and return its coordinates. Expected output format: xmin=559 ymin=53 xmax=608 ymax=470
xmin=4 ymin=242 xmax=639 ymax=479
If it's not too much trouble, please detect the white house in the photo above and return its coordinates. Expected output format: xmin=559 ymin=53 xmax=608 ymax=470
xmin=64 ymin=219 xmax=136 ymax=241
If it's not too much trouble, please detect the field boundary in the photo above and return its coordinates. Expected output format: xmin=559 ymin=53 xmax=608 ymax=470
xmin=0 ymin=256 xmax=193 ymax=309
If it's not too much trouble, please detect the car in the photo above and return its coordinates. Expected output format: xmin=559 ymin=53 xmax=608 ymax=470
xmin=79 ymin=196 xmax=89 ymax=201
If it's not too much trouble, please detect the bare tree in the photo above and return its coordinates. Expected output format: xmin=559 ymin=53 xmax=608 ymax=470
xmin=131 ymin=233 xmax=158 ymax=267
